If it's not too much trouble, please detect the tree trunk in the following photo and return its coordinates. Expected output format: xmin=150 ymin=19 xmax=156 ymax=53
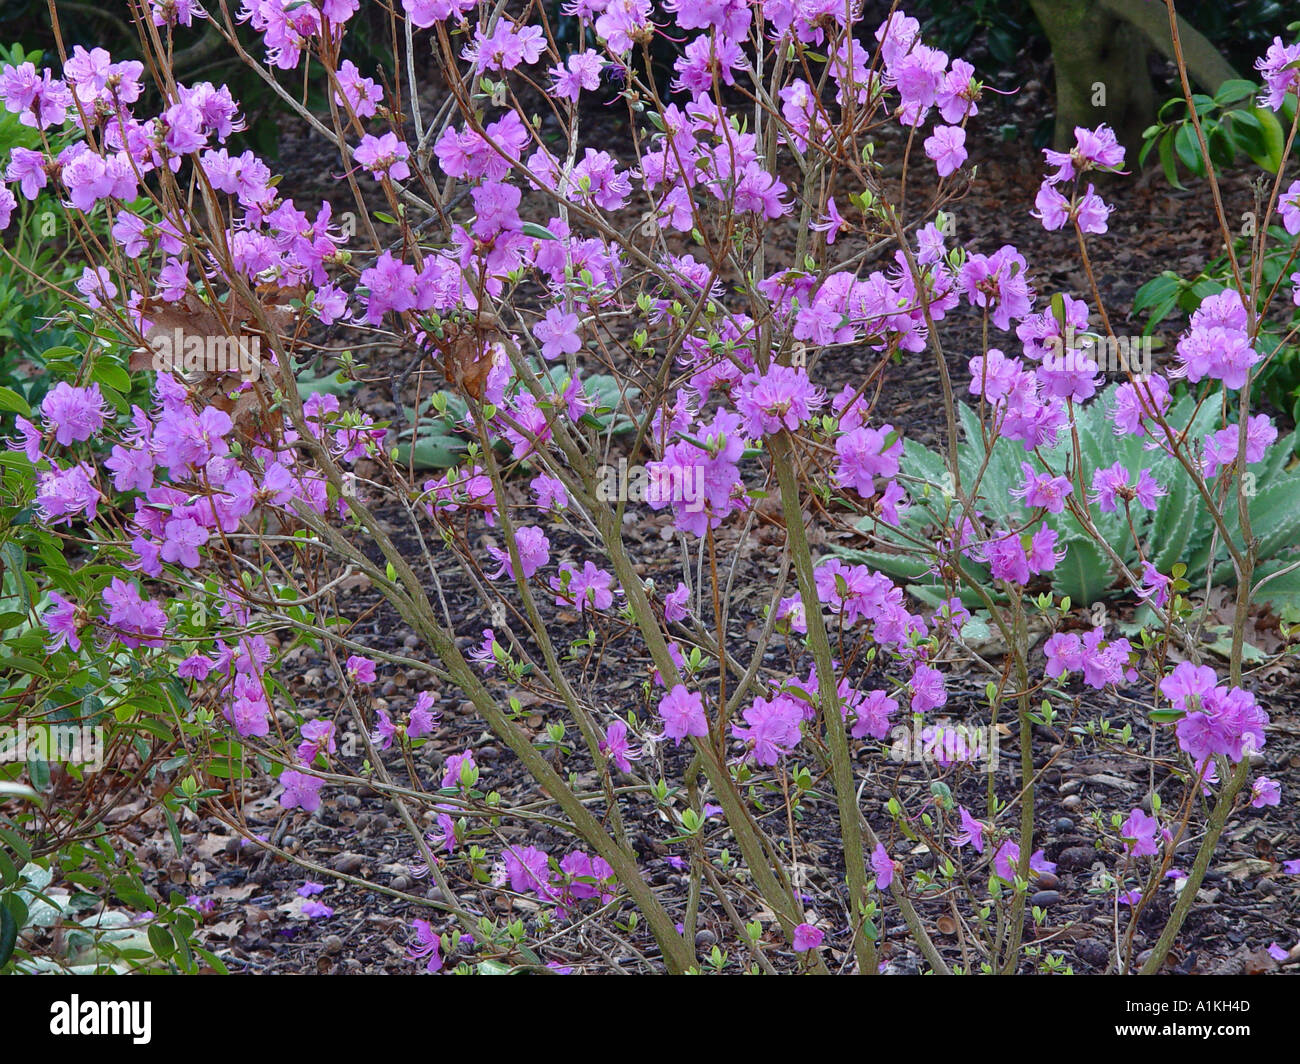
xmin=1027 ymin=0 xmax=1240 ymax=154
xmin=1028 ymin=0 xmax=1157 ymax=152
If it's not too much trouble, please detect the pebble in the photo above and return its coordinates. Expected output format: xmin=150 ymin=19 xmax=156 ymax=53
xmin=323 ymin=935 xmax=344 ymax=956
xmin=1075 ymin=940 xmax=1110 ymax=967
xmin=331 ymin=852 xmax=366 ymax=875
xmin=1060 ymin=780 xmax=1082 ymax=796
xmin=694 ymin=930 xmax=717 ymax=949
xmin=1056 ymin=845 xmax=1096 ymax=871
xmin=1034 ymin=871 xmax=1060 ymax=890
xmin=1054 ymin=818 xmax=1074 ymax=833
xmin=1061 ymin=795 xmax=1083 ymax=811
xmin=1029 ymin=890 xmax=1061 ymax=908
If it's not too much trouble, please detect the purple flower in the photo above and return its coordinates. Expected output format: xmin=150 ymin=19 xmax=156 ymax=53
xmin=441 ymin=750 xmax=478 ymax=789
xmin=835 ymin=424 xmax=902 ymax=498
xmin=994 ymin=842 xmax=1056 ymax=882
xmin=408 ymin=919 xmax=443 ymax=973
xmin=1013 ymin=462 xmax=1072 ymax=513
xmin=1250 ymin=776 xmax=1281 ymax=809
xmin=599 ymin=720 xmax=640 ymax=773
xmin=792 ymin=923 xmax=824 ymax=952
xmin=531 ymin=474 xmax=568 ymax=512
xmin=924 ymin=124 xmax=967 ymax=177
xmin=301 ymin=900 xmax=333 ymax=919
xmin=663 ymin=581 xmax=690 ymax=623
xmin=297 ymin=881 xmax=326 ymax=897
xmin=735 ymin=364 xmax=823 ymax=437
xmin=370 ymin=709 xmax=396 ymax=750
xmin=408 ymin=691 xmax=439 ymax=739
xmin=810 ymin=197 xmax=849 ymax=245
xmin=43 ymin=592 xmax=82 ymax=653
xmin=909 ymin=664 xmax=947 ymax=713
xmin=1256 ymin=37 xmax=1300 ymax=110
xmin=353 ymin=132 xmax=410 ymax=182
xmin=346 ymin=655 xmax=377 ymax=684
xmin=1120 ymin=808 xmax=1162 ymax=857
xmin=871 ymin=843 xmax=895 ymax=888
xmin=487 ymin=526 xmax=550 ymax=580
xmin=298 ymin=720 xmax=337 ymax=765
xmin=731 ymin=695 xmax=803 ymax=766
xmin=658 ymin=684 xmax=708 ymax=745
xmin=41 ymin=382 xmax=108 ymax=446
xmin=335 ymin=59 xmax=383 ymax=119
xmin=954 ymin=806 xmax=985 ymax=853
xmin=279 ymin=770 xmax=323 ymax=813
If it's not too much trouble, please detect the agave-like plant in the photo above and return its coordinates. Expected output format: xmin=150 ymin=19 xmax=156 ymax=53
xmin=838 ymin=383 xmax=1300 ymax=610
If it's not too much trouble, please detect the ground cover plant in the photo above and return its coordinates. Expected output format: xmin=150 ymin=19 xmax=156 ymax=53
xmin=1 ymin=0 xmax=1299 ymax=977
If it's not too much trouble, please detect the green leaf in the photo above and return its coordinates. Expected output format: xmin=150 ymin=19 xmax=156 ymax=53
xmin=1052 ymin=538 xmax=1112 ymax=606
xmin=392 ymin=433 xmax=468 ymax=470
xmin=1158 ymin=132 xmax=1186 ymax=190
xmin=0 ymin=386 xmax=30 ymax=416
xmin=520 ymin=222 xmax=558 ymax=241
xmin=0 ymin=903 xmax=16 ymax=969
xmin=1213 ymin=80 xmax=1259 ymax=107
xmin=1173 ymin=124 xmax=1207 ymax=177
xmin=0 ymin=782 xmax=42 ymax=804
xmin=147 ymin=923 xmax=175 ymax=958
xmin=296 ymin=369 xmax=356 ymax=397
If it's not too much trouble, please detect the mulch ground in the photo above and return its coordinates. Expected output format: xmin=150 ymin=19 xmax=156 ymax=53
xmin=102 ymin=39 xmax=1300 ymax=975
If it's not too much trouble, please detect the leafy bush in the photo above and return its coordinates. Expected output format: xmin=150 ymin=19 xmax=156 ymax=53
xmin=0 ymin=2 xmax=1297 ymax=979
xmin=843 ymin=383 xmax=1300 ymax=608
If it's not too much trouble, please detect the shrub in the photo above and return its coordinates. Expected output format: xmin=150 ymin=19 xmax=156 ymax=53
xmin=0 ymin=2 xmax=1296 ymax=976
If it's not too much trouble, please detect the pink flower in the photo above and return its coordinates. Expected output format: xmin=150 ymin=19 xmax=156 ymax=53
xmin=664 ymin=582 xmax=690 ymax=623
xmin=871 ymin=843 xmax=895 ymax=888
xmin=735 ymin=364 xmax=823 ymax=437
xmin=835 ymin=424 xmax=902 ymax=497
xmin=658 ymin=684 xmax=708 ymax=745
xmin=731 ymin=695 xmax=803 ymax=766
xmin=408 ymin=691 xmax=439 ymax=738
xmin=442 ymin=750 xmax=478 ymax=789
xmin=408 ymin=919 xmax=444 ymax=973
xmin=1120 ymin=808 xmax=1162 ymax=857
xmin=1090 ymin=462 xmax=1165 ymax=513
xmin=792 ymin=923 xmax=823 ymax=952
xmin=41 ymin=382 xmax=108 ymax=446
xmin=954 ymin=806 xmax=985 ymax=853
xmin=354 ymin=132 xmax=410 ymax=182
xmin=346 ymin=655 xmax=377 ymax=684
xmin=924 ymin=124 xmax=967 ymax=177
xmin=43 ymin=592 xmax=82 ymax=653
xmin=909 ymin=664 xmax=946 ymax=713
xmin=487 ymin=525 xmax=550 ymax=579
xmin=279 ymin=770 xmax=323 ymax=813
xmin=1013 ymin=461 xmax=1072 ymax=513
xmin=1257 ymin=37 xmax=1300 ymax=110
xmin=533 ymin=308 xmax=581 ymax=360
xmin=600 ymin=720 xmax=640 ymax=772
xmin=1251 ymin=776 xmax=1281 ymax=808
